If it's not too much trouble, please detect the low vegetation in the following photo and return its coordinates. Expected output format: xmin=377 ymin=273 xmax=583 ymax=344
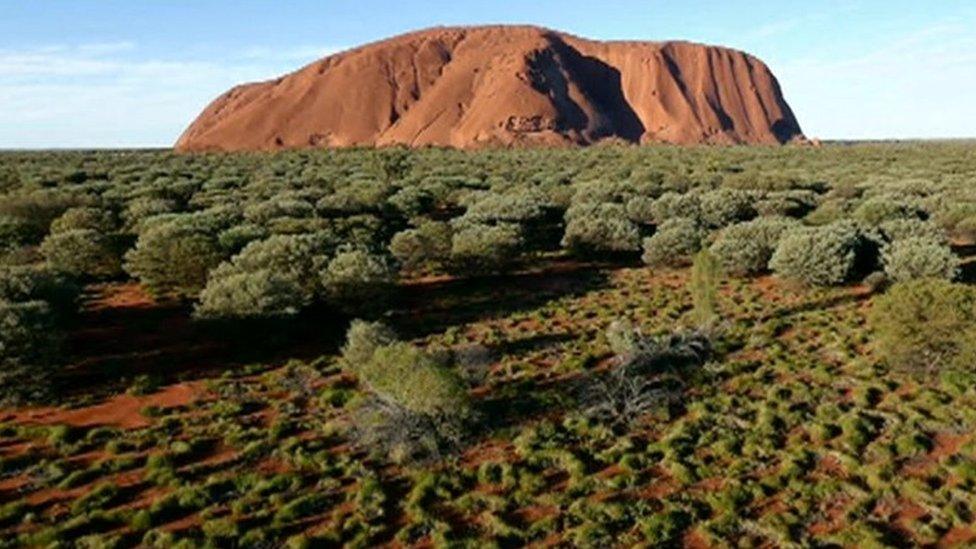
xmin=0 ymin=142 xmax=975 ymax=546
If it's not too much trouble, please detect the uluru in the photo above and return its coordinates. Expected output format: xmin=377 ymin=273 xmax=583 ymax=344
xmin=175 ymin=25 xmax=804 ymax=151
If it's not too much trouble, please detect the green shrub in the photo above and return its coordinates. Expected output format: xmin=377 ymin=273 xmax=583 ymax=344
xmin=450 ymin=222 xmax=524 ymax=274
xmin=709 ymin=216 xmax=799 ymax=276
xmin=870 ymin=279 xmax=976 ymax=373
xmin=215 ymin=232 xmax=335 ymax=303
xmin=562 ymin=203 xmax=641 ymax=255
xmin=0 ymin=300 xmax=61 ymax=404
xmin=698 ymin=188 xmax=756 ymax=228
xmin=124 ymin=219 xmax=225 ymax=299
xmin=321 ymin=248 xmax=396 ymax=314
xmin=121 ymin=197 xmax=178 ymax=232
xmin=769 ymin=222 xmax=863 ymax=286
xmin=0 ymin=215 xmax=36 ymax=251
xmin=340 ymin=320 xmax=397 ymax=369
xmin=389 ymin=221 xmax=452 ymax=272
xmin=217 ymin=223 xmax=269 ymax=254
xmin=853 ymin=196 xmax=918 ymax=226
xmin=641 ymin=218 xmax=703 ymax=267
xmin=877 ymin=218 xmax=947 ymax=244
xmin=49 ymin=207 xmax=116 ymax=235
xmin=40 ymin=229 xmax=123 ymax=279
xmin=882 ymin=237 xmax=959 ymax=282
xmin=342 ymin=323 xmax=472 ymax=462
xmin=650 ymin=192 xmax=701 ymax=224
xmin=194 ymin=269 xmax=304 ymax=319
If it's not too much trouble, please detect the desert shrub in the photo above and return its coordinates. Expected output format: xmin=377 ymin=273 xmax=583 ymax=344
xmin=0 ymin=189 xmax=88 ymax=240
xmin=217 ymin=223 xmax=269 ymax=254
xmin=641 ymin=218 xmax=704 ymax=267
xmin=0 ymin=215 xmax=34 ymax=251
xmin=217 ymin=232 xmax=335 ymax=303
xmin=461 ymin=192 xmax=550 ymax=225
xmin=709 ymin=216 xmax=799 ymax=276
xmin=562 ymin=202 xmax=641 ymax=256
xmin=754 ymin=190 xmax=819 ymax=218
xmin=881 ymin=237 xmax=959 ymax=282
xmin=243 ymin=197 xmax=315 ymax=224
xmin=49 ymin=207 xmax=116 ymax=235
xmin=698 ymin=188 xmax=756 ymax=228
xmin=870 ymin=279 xmax=976 ymax=373
xmin=39 ymin=229 xmax=123 ymax=279
xmin=0 ymin=265 xmax=79 ymax=313
xmin=316 ymin=181 xmax=392 ymax=216
xmin=342 ymin=323 xmax=472 ymax=462
xmin=389 ymin=221 xmax=452 ymax=271
xmin=650 ymin=192 xmax=701 ymax=224
xmin=388 ymin=186 xmax=435 ymax=217
xmin=121 ymin=197 xmax=179 ymax=232
xmin=852 ymin=197 xmax=919 ymax=226
xmin=877 ymin=218 xmax=947 ymax=244
xmin=583 ymin=321 xmax=711 ymax=430
xmin=450 ymin=222 xmax=523 ymax=274
xmin=625 ymin=196 xmax=656 ymax=224
xmin=194 ymin=269 xmax=305 ymax=320
xmin=124 ymin=219 xmax=225 ymax=299
xmin=321 ymin=249 xmax=396 ymax=315
xmin=340 ymin=320 xmax=397 ymax=369
xmin=0 ymin=300 xmax=61 ymax=405
xmin=769 ymin=222 xmax=863 ymax=286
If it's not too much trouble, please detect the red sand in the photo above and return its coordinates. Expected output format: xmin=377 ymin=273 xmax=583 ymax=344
xmin=176 ymin=25 xmax=803 ymax=152
xmin=8 ymin=382 xmax=205 ymax=429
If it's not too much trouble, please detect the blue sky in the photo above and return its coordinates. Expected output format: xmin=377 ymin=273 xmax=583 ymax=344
xmin=1 ymin=1 xmax=974 ymax=147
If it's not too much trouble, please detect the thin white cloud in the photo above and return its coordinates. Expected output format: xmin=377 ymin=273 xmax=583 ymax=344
xmin=776 ymin=20 xmax=976 ymax=139
xmin=0 ymin=41 xmax=347 ymax=148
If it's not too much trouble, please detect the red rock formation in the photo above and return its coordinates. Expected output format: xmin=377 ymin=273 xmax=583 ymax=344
xmin=175 ymin=26 xmax=803 ymax=151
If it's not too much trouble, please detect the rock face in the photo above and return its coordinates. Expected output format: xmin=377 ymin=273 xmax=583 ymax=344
xmin=175 ymin=26 xmax=803 ymax=151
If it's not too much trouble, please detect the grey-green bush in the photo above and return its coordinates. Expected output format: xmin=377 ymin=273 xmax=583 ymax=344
xmin=194 ymin=269 xmax=305 ymax=320
xmin=0 ymin=300 xmax=60 ymax=405
xmin=124 ymin=220 xmax=225 ymax=299
xmin=709 ymin=217 xmax=799 ymax=276
xmin=698 ymin=189 xmax=756 ymax=228
xmin=389 ymin=221 xmax=452 ymax=272
xmin=450 ymin=222 xmax=524 ymax=273
xmin=882 ymin=237 xmax=959 ymax=282
xmin=769 ymin=222 xmax=862 ymax=286
xmin=641 ymin=218 xmax=704 ymax=267
xmin=562 ymin=203 xmax=640 ymax=255
xmin=321 ymin=249 xmax=396 ymax=314
xmin=40 ymin=229 xmax=123 ymax=279
xmin=49 ymin=207 xmax=116 ymax=235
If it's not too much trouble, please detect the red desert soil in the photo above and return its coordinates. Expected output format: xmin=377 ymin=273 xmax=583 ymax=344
xmin=6 ymin=382 xmax=206 ymax=429
xmin=176 ymin=25 xmax=804 ymax=152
